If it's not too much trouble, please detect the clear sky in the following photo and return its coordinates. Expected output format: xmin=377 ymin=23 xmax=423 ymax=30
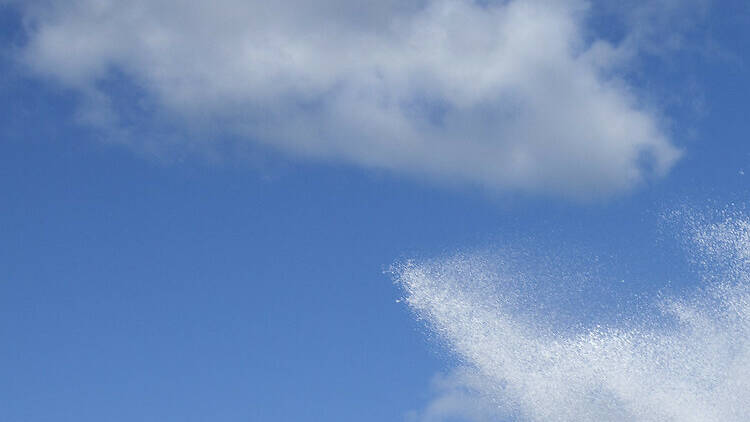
xmin=1 ymin=1 xmax=750 ymax=421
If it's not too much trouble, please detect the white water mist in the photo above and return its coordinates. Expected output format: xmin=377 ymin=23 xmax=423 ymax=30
xmin=395 ymin=210 xmax=750 ymax=421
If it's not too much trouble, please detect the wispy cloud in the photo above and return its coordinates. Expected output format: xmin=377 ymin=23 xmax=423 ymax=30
xmin=15 ymin=0 xmax=686 ymax=197
xmin=405 ymin=370 xmax=507 ymax=421
xmin=395 ymin=208 xmax=750 ymax=421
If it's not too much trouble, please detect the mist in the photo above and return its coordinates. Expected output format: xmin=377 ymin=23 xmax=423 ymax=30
xmin=395 ymin=208 xmax=750 ymax=421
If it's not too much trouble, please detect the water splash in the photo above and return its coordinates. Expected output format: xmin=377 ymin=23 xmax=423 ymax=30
xmin=395 ymin=209 xmax=750 ymax=421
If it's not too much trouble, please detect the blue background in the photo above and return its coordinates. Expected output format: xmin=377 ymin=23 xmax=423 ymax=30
xmin=2 ymin=3 xmax=750 ymax=420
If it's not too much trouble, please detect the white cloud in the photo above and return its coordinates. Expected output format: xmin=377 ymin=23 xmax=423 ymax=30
xmin=16 ymin=0 xmax=682 ymax=197
xmin=405 ymin=370 xmax=510 ymax=421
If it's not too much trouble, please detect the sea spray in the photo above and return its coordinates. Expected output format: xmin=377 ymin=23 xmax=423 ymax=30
xmin=395 ymin=210 xmax=750 ymax=421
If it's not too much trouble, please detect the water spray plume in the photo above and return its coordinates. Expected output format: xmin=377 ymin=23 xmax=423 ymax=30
xmin=395 ymin=209 xmax=750 ymax=421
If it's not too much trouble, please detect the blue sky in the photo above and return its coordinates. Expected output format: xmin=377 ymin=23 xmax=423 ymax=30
xmin=2 ymin=1 xmax=750 ymax=421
